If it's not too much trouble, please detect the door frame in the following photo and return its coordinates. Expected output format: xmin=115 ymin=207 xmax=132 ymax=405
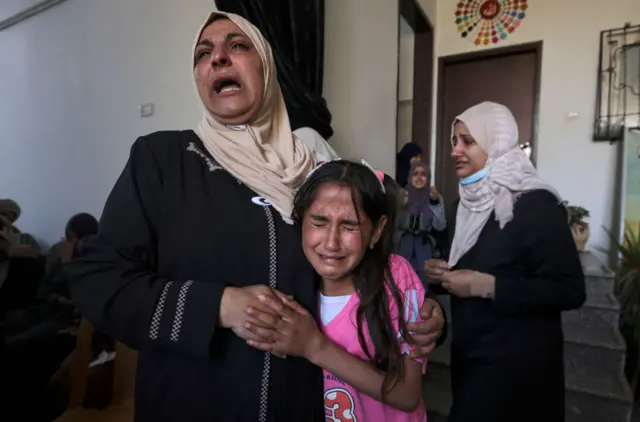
xmin=434 ymin=41 xmax=543 ymax=187
xmin=397 ymin=0 xmax=433 ymax=163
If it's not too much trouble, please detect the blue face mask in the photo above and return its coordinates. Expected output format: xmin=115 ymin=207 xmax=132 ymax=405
xmin=459 ymin=167 xmax=489 ymax=185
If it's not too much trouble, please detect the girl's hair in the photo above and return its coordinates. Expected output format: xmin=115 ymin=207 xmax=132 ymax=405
xmin=382 ymin=172 xmax=403 ymax=214
xmin=293 ymin=160 xmax=410 ymax=398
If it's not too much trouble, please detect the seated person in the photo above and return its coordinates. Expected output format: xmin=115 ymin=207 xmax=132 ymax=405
xmin=0 ymin=198 xmax=40 ymax=254
xmin=40 ymin=213 xmax=99 ymax=304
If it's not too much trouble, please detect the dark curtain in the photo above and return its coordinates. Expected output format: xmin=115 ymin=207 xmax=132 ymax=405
xmin=214 ymin=0 xmax=334 ymax=140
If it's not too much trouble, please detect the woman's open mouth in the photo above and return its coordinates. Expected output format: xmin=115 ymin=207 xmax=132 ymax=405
xmin=213 ymin=77 xmax=242 ymax=96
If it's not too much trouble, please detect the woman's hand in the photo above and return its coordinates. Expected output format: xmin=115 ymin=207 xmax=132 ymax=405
xmin=244 ymin=294 xmax=325 ymax=360
xmin=219 ymin=285 xmax=281 ymax=342
xmin=407 ymin=298 xmax=445 ymax=369
xmin=441 ymin=269 xmax=495 ymax=298
xmin=424 ymin=259 xmax=450 ymax=283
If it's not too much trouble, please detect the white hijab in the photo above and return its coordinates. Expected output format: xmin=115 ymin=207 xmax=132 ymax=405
xmin=448 ymin=101 xmax=562 ymax=267
xmin=193 ymin=12 xmax=315 ymax=224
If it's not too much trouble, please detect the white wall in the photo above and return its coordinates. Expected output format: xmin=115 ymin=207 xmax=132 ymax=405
xmin=417 ymin=0 xmax=436 ymax=27
xmin=433 ymin=0 xmax=639 ymax=254
xmin=323 ymin=0 xmax=400 ymax=175
xmin=398 ymin=17 xmax=415 ymax=102
xmin=397 ymin=17 xmax=415 ymax=150
xmin=324 ymin=0 xmax=436 ymax=172
xmin=0 ymin=0 xmax=45 ymax=21
xmin=0 ymin=0 xmax=214 ymax=246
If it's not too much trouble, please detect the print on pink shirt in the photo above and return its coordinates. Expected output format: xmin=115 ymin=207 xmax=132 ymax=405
xmin=325 ymin=387 xmax=358 ymax=421
xmin=321 ymin=255 xmax=427 ymax=422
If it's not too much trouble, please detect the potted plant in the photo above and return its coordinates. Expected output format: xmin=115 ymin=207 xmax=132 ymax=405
xmin=564 ymin=202 xmax=590 ymax=251
xmin=608 ymin=224 xmax=640 ymax=391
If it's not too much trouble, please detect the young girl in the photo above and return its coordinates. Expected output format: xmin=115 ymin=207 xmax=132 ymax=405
xmin=245 ymin=160 xmax=427 ymax=421
xmin=396 ymin=162 xmax=446 ymax=287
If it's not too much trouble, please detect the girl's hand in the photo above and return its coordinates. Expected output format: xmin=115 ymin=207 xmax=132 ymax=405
xmin=219 ymin=285 xmax=281 ymax=342
xmin=407 ymin=298 xmax=445 ymax=373
xmin=244 ymin=294 xmax=325 ymax=360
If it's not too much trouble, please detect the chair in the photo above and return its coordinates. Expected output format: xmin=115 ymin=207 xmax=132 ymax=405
xmin=55 ymin=319 xmax=137 ymax=422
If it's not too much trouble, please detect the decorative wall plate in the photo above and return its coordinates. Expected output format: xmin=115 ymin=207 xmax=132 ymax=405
xmin=455 ymin=0 xmax=528 ymax=46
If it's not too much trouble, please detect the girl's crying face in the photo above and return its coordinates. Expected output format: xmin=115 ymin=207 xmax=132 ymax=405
xmin=301 ymin=182 xmax=385 ymax=291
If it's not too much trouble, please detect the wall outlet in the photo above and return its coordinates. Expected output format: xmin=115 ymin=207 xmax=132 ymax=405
xmin=140 ymin=103 xmax=154 ymax=118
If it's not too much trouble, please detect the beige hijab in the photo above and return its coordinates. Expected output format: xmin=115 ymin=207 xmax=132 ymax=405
xmin=192 ymin=12 xmax=315 ymax=224
xmin=448 ymin=101 xmax=562 ymax=267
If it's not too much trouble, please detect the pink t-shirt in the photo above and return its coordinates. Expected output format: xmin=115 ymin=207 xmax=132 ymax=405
xmin=321 ymin=254 xmax=427 ymax=422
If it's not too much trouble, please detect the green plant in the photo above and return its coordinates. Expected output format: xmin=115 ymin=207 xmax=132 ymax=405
xmin=606 ymin=224 xmax=640 ymax=390
xmin=608 ymin=224 xmax=640 ymax=327
xmin=563 ymin=202 xmax=590 ymax=226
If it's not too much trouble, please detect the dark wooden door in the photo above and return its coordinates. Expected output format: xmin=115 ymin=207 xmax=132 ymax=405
xmin=435 ymin=42 xmax=542 ymax=211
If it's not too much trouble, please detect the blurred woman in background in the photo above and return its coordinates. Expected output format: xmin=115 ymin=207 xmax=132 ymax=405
xmin=396 ymin=162 xmax=446 ymax=288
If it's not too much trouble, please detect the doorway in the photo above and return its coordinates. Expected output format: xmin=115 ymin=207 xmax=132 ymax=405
xmin=396 ymin=0 xmax=433 ymax=166
xmin=434 ymin=42 xmax=543 ymax=210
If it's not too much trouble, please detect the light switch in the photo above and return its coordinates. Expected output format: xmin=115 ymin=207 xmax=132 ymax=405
xmin=140 ymin=103 xmax=155 ymax=118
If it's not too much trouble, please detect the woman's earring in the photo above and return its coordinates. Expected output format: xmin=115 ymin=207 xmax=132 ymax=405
xmin=369 ymin=244 xmax=375 ymax=250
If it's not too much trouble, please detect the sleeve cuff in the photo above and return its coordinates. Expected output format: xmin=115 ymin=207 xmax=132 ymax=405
xmin=179 ymin=280 xmax=228 ymax=357
xmin=148 ymin=279 xmax=229 ymax=358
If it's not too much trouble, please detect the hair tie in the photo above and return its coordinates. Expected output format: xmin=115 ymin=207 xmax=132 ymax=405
xmin=303 ymin=159 xmax=386 ymax=194
xmin=360 ymin=160 xmax=386 ymax=193
xmin=304 ymin=159 xmax=336 ymax=182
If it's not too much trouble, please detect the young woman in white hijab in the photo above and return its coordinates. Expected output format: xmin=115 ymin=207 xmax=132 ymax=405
xmin=69 ymin=11 xmax=444 ymax=422
xmin=424 ymin=101 xmax=585 ymax=422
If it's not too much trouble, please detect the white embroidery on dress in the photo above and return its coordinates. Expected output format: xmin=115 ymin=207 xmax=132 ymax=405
xmin=186 ymin=142 xmax=222 ymax=172
xmin=186 ymin=142 xmax=242 ymax=185
xmin=149 ymin=281 xmax=173 ymax=340
xmin=170 ymin=280 xmax=194 ymax=342
xmin=258 ymin=206 xmax=278 ymax=422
